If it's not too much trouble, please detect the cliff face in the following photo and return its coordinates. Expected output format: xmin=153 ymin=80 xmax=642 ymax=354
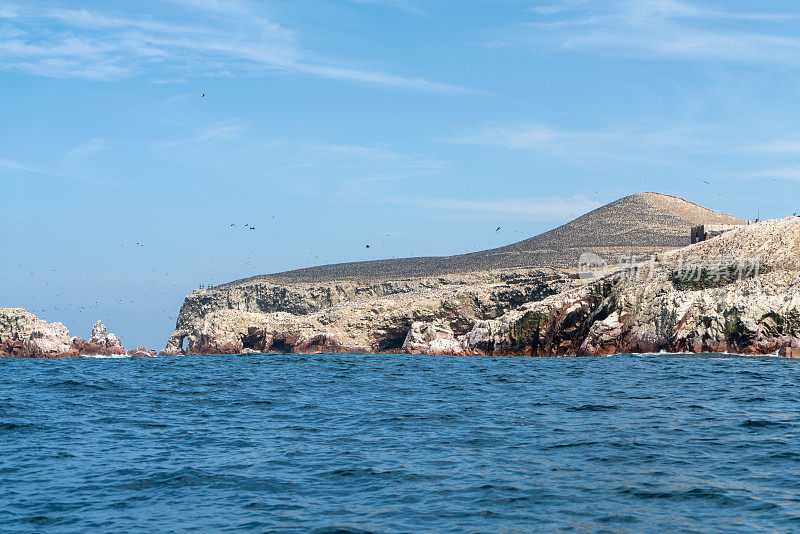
xmin=164 ymin=217 xmax=800 ymax=358
xmin=164 ymin=269 xmax=576 ymax=355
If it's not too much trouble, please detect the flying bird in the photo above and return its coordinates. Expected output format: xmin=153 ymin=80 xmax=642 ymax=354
xmin=496 ymin=226 xmax=501 ymax=232
xmin=365 ymin=244 xmax=370 ymax=248
xmin=201 ymin=93 xmax=206 ymax=97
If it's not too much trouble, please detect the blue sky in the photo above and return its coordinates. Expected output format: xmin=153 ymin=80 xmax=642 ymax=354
xmin=3 ymin=0 xmax=800 ymax=348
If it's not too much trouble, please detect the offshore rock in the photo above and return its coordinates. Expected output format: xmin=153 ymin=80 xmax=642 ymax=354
xmin=79 ymin=320 xmax=127 ymax=355
xmin=90 ymin=320 xmax=107 ymax=345
xmin=0 ymin=308 xmax=136 ymax=358
xmin=127 ymin=346 xmax=157 ymax=357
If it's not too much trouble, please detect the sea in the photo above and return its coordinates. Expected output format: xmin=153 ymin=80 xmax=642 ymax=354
xmin=2 ymin=353 xmax=799 ymax=533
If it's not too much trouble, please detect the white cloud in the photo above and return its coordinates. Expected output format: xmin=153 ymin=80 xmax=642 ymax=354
xmin=0 ymin=1 xmax=463 ymax=91
xmin=496 ymin=0 xmax=800 ymax=63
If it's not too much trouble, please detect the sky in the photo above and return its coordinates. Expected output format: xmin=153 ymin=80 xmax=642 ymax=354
xmin=3 ymin=0 xmax=800 ymax=348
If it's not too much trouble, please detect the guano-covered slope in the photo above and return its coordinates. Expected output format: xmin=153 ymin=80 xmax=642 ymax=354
xmin=222 ymin=192 xmax=745 ymax=286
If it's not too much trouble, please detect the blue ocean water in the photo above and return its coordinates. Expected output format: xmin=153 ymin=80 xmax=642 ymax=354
xmin=1 ymin=353 xmax=800 ymax=533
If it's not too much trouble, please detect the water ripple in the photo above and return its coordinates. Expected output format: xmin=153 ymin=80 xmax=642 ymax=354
xmin=1 ymin=353 xmax=800 ymax=532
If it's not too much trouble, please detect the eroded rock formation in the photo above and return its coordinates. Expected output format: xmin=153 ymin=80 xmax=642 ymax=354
xmin=0 ymin=309 xmax=148 ymax=358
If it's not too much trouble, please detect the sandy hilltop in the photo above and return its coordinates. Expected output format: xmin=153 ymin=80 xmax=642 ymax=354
xmin=4 ymin=192 xmax=799 ymax=359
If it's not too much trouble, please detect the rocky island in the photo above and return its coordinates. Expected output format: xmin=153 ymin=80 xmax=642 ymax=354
xmin=4 ymin=192 xmax=798 ymax=359
xmin=161 ymin=193 xmax=800 ymax=357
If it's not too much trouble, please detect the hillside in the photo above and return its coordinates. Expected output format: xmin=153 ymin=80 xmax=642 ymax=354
xmin=221 ymin=192 xmax=745 ymax=286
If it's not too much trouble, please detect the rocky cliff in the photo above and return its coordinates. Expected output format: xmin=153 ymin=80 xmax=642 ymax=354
xmin=164 ymin=269 xmax=578 ymax=354
xmin=0 ymin=309 xmax=153 ymax=358
xmin=164 ymin=215 xmax=800 ymax=358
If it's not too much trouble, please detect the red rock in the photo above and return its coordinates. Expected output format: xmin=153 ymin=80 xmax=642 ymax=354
xmin=780 ymin=345 xmax=800 ymax=358
xmin=127 ymin=346 xmax=156 ymax=357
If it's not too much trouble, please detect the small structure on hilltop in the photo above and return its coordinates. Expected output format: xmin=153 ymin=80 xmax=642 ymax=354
xmin=691 ymin=222 xmax=751 ymax=244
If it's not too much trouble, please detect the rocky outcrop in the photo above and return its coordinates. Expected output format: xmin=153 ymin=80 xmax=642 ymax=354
xmin=0 ymin=309 xmax=147 ymax=358
xmin=447 ymin=217 xmax=800 ymax=357
xmin=482 ymin=270 xmax=800 ymax=357
xmin=164 ymin=269 xmax=576 ymax=355
xmin=71 ymin=320 xmax=127 ymax=355
xmin=127 ymin=346 xmax=157 ymax=358
xmin=164 ymin=217 xmax=800 ymax=358
xmin=0 ymin=308 xmax=76 ymax=358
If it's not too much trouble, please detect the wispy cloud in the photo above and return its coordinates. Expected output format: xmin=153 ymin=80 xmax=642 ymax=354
xmin=495 ymin=0 xmax=800 ymax=63
xmin=302 ymin=143 xmax=447 ymax=196
xmin=743 ymin=139 xmax=800 ymax=154
xmin=146 ymin=130 xmax=449 ymax=196
xmin=0 ymin=155 xmax=102 ymax=184
xmin=445 ymin=122 xmax=698 ymax=161
xmin=0 ymin=4 xmax=19 ymax=18
xmin=348 ymin=0 xmax=426 ymax=16
xmin=0 ymin=157 xmax=47 ymax=174
xmin=400 ymin=195 xmax=601 ymax=221
xmin=151 ymin=122 xmax=248 ymax=149
xmin=0 ymin=1 xmax=463 ymax=91
xmin=66 ymin=138 xmax=107 ymax=158
xmin=735 ymin=166 xmax=800 ymax=181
